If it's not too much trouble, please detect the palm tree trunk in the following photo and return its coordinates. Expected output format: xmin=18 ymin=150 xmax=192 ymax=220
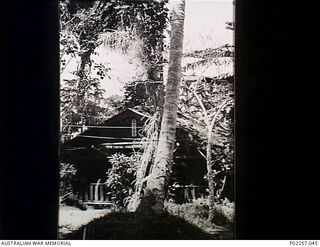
xmin=137 ymin=0 xmax=186 ymax=215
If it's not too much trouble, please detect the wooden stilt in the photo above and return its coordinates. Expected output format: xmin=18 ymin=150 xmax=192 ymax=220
xmin=191 ymin=187 xmax=196 ymax=201
xmin=99 ymin=185 xmax=104 ymax=201
xmin=184 ymin=187 xmax=189 ymax=202
xmin=84 ymin=188 xmax=88 ymax=202
xmin=90 ymin=184 xmax=94 ymax=202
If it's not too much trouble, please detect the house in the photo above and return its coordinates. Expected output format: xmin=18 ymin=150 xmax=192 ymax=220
xmin=60 ymin=108 xmax=208 ymax=205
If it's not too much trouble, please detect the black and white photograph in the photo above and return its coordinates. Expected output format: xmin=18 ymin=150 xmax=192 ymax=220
xmin=58 ymin=0 xmax=234 ymax=240
xmin=3 ymin=0 xmax=320 ymax=242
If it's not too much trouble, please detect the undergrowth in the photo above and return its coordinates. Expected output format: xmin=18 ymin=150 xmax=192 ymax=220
xmin=165 ymin=197 xmax=234 ymax=234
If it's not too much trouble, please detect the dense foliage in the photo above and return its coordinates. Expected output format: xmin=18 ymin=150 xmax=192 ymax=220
xmin=118 ymin=1 xmax=169 ymax=111
xmin=59 ymin=162 xmax=77 ymax=198
xmin=60 ymin=1 xmax=119 ymax=138
xmin=60 ymin=0 xmax=169 ymax=136
xmin=105 ymin=153 xmax=141 ymax=207
xmin=165 ymin=197 xmax=234 ymax=231
xmin=179 ymin=47 xmax=235 ymax=201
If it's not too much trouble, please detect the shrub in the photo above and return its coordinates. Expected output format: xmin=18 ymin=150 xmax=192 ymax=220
xmin=63 ymin=194 xmax=87 ymax=211
xmin=105 ymin=153 xmax=140 ymax=207
xmin=59 ymin=162 xmax=87 ymax=210
xmin=59 ymin=162 xmax=76 ymax=198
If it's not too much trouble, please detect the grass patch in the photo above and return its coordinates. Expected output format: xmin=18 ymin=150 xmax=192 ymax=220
xmin=165 ymin=199 xmax=234 ymax=235
xmin=61 ymin=211 xmax=231 ymax=240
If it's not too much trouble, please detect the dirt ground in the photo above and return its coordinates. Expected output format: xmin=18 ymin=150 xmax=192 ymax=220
xmin=58 ymin=205 xmax=112 ymax=238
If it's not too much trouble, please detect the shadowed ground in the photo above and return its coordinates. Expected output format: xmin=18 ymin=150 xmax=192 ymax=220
xmin=61 ymin=212 xmax=233 ymax=240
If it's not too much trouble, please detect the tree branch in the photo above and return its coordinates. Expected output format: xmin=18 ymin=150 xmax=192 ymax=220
xmin=209 ymin=99 xmax=232 ymax=136
xmin=197 ymin=148 xmax=206 ymax=160
xmin=183 ymin=85 xmax=210 ymax=127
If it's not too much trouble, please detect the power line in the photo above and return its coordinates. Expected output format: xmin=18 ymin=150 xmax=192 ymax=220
xmin=76 ymin=135 xmax=140 ymax=140
xmin=62 ymin=134 xmax=198 ymax=141
xmin=62 ymin=124 xmax=144 ymax=129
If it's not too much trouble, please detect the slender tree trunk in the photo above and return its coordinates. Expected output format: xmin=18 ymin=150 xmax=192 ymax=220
xmin=137 ymin=0 xmax=186 ymax=215
xmin=206 ymin=133 xmax=216 ymax=222
xmin=206 ymin=100 xmax=231 ymax=222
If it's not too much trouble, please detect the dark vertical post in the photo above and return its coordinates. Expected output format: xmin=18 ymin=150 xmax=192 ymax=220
xmin=99 ymin=185 xmax=103 ymax=201
xmin=84 ymin=187 xmax=89 ymax=202
xmin=191 ymin=187 xmax=196 ymax=201
xmin=90 ymin=184 xmax=94 ymax=202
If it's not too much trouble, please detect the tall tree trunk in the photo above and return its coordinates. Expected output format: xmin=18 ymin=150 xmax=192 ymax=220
xmin=76 ymin=48 xmax=93 ymax=125
xmin=137 ymin=0 xmax=186 ymax=215
xmin=77 ymin=50 xmax=91 ymax=100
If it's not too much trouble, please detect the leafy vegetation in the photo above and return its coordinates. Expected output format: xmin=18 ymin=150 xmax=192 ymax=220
xmin=165 ymin=197 xmax=234 ymax=232
xmin=105 ymin=153 xmax=141 ymax=207
xmin=59 ymin=162 xmax=87 ymax=210
xmin=60 ymin=0 xmax=168 ymax=139
xmin=59 ymin=162 xmax=77 ymax=199
xmin=178 ymin=46 xmax=234 ymax=220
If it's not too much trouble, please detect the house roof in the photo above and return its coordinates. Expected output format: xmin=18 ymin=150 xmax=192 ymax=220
xmin=127 ymin=107 xmax=150 ymax=119
xmin=62 ymin=108 xmax=150 ymax=148
xmin=93 ymin=107 xmax=150 ymax=127
xmin=62 ymin=107 xmax=197 ymax=150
